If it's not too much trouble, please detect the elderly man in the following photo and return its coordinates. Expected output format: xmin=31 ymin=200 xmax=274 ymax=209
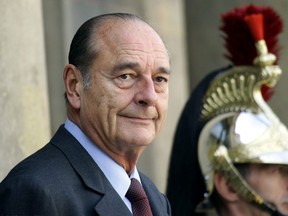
xmin=0 ymin=13 xmax=171 ymax=216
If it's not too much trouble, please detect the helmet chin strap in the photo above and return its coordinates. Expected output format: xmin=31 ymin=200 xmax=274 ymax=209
xmin=255 ymin=201 xmax=282 ymax=216
xmin=270 ymin=210 xmax=284 ymax=216
xmin=213 ymin=145 xmax=279 ymax=215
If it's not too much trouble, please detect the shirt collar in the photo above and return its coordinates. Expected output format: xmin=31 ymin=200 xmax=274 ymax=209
xmin=64 ymin=119 xmax=141 ymax=199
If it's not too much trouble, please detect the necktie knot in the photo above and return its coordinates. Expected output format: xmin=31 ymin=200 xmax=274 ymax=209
xmin=126 ymin=178 xmax=153 ymax=216
xmin=126 ymin=178 xmax=147 ymax=202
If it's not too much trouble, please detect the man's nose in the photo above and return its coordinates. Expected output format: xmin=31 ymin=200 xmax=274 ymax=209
xmin=135 ymin=78 xmax=157 ymax=107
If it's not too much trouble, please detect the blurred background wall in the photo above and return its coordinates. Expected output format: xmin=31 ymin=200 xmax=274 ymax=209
xmin=0 ymin=0 xmax=51 ymax=181
xmin=1 ymin=0 xmax=288 ymax=193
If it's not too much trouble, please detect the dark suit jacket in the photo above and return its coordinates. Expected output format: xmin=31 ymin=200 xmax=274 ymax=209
xmin=0 ymin=125 xmax=171 ymax=216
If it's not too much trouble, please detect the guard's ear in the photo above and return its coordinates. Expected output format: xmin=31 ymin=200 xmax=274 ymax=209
xmin=63 ymin=64 xmax=82 ymax=109
xmin=214 ymin=172 xmax=238 ymax=202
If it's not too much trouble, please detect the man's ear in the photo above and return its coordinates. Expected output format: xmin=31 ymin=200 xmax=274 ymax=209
xmin=63 ymin=64 xmax=82 ymax=109
xmin=214 ymin=172 xmax=239 ymax=202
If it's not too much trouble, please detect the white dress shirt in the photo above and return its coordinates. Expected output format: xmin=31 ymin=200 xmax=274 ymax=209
xmin=64 ymin=119 xmax=141 ymax=212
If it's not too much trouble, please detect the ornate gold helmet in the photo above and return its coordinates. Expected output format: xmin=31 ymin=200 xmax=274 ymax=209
xmin=197 ymin=4 xmax=287 ymax=214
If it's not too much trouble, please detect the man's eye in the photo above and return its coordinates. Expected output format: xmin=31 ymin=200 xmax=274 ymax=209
xmin=119 ymin=74 xmax=131 ymax=80
xmin=155 ymin=76 xmax=167 ymax=83
xmin=114 ymin=74 xmax=135 ymax=89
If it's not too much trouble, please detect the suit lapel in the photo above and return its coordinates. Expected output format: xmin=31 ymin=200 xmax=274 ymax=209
xmin=94 ymin=187 xmax=132 ymax=216
xmin=51 ymin=125 xmax=105 ymax=193
xmin=50 ymin=126 xmax=132 ymax=216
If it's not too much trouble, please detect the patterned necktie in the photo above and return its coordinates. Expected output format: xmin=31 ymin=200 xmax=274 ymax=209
xmin=126 ymin=178 xmax=153 ymax=216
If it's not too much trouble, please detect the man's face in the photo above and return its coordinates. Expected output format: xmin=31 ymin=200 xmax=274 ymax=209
xmin=79 ymin=20 xmax=170 ymax=156
xmin=247 ymin=164 xmax=288 ymax=216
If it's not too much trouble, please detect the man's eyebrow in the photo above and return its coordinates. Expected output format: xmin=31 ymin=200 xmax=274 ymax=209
xmin=112 ymin=62 xmax=171 ymax=75
xmin=112 ymin=62 xmax=140 ymax=74
xmin=158 ymin=66 xmax=171 ymax=75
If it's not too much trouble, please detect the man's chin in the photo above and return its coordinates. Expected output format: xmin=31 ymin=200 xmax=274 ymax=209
xmin=120 ymin=126 xmax=155 ymax=142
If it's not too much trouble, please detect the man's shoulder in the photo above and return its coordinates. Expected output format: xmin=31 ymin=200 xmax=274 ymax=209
xmin=1 ymin=141 xmax=68 ymax=183
xmin=0 ymin=125 xmax=78 ymax=185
